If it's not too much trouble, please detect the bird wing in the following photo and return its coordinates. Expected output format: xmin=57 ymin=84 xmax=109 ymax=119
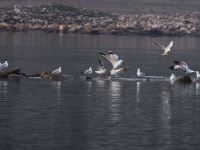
xmin=99 ymin=51 xmax=118 ymax=66
xmin=173 ymin=61 xmax=187 ymax=67
xmin=166 ymin=41 xmax=173 ymax=49
xmin=153 ymin=41 xmax=166 ymax=50
xmin=109 ymin=51 xmax=119 ymax=62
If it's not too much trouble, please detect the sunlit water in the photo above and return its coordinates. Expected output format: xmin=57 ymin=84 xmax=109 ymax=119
xmin=0 ymin=32 xmax=200 ymax=150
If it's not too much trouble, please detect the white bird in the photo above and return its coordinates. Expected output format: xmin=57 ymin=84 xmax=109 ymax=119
xmin=81 ymin=67 xmax=92 ymax=75
xmin=0 ymin=61 xmax=8 ymax=70
xmin=99 ymin=51 xmax=123 ymax=70
xmin=169 ymin=73 xmax=176 ymax=81
xmin=51 ymin=67 xmax=62 ymax=74
xmin=110 ymin=67 xmax=129 ymax=77
xmin=169 ymin=61 xmax=194 ymax=74
xmin=95 ymin=59 xmax=106 ymax=75
xmin=196 ymin=71 xmax=200 ymax=80
xmin=153 ymin=41 xmax=173 ymax=55
xmin=137 ymin=68 xmax=146 ymax=77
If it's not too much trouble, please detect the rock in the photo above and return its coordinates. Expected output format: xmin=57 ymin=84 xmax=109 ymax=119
xmin=8 ymin=74 xmax=21 ymax=79
xmin=0 ymin=5 xmax=200 ymax=36
xmin=175 ymin=75 xmax=192 ymax=84
xmin=0 ymin=68 xmax=22 ymax=78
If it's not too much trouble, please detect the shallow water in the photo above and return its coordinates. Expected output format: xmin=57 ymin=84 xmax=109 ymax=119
xmin=0 ymin=32 xmax=200 ymax=150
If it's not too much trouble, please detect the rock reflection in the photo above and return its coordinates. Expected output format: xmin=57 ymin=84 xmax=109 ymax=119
xmin=108 ymin=81 xmax=121 ymax=122
xmin=171 ymin=83 xmax=194 ymax=97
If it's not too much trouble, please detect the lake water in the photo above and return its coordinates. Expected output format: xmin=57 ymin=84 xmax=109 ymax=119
xmin=0 ymin=32 xmax=200 ymax=150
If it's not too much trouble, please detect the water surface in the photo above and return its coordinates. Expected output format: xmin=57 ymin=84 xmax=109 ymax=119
xmin=0 ymin=32 xmax=200 ymax=150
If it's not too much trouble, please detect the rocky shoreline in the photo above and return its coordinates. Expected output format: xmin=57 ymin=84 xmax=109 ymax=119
xmin=0 ymin=4 xmax=200 ymax=36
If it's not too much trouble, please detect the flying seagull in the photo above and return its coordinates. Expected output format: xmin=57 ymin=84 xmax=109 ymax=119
xmin=95 ymin=59 xmax=106 ymax=75
xmin=98 ymin=51 xmax=123 ymax=70
xmin=137 ymin=68 xmax=146 ymax=77
xmin=153 ymin=41 xmax=173 ymax=55
xmin=169 ymin=61 xmax=194 ymax=74
xmin=0 ymin=61 xmax=8 ymax=70
xmin=81 ymin=67 xmax=92 ymax=75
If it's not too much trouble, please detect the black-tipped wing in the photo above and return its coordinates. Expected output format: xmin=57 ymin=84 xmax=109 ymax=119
xmin=153 ymin=41 xmax=166 ymax=50
xmin=98 ymin=51 xmax=118 ymax=66
xmin=173 ymin=61 xmax=188 ymax=67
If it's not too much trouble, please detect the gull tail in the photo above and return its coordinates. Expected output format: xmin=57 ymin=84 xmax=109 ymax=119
xmin=169 ymin=66 xmax=175 ymax=70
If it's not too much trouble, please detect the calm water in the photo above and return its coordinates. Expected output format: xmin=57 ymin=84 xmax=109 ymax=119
xmin=0 ymin=32 xmax=200 ymax=150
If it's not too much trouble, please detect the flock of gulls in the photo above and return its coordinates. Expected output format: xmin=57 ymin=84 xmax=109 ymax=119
xmin=0 ymin=40 xmax=199 ymax=83
xmin=0 ymin=60 xmax=62 ymax=80
xmin=81 ymin=40 xmax=200 ymax=84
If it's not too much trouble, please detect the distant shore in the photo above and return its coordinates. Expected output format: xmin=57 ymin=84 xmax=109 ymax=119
xmin=0 ymin=5 xmax=200 ymax=36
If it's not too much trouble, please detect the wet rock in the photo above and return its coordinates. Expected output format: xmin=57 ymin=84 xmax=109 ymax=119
xmin=175 ymin=75 xmax=192 ymax=84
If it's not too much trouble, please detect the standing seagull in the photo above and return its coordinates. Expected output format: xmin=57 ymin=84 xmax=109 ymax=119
xmin=169 ymin=73 xmax=176 ymax=81
xmin=169 ymin=61 xmax=194 ymax=74
xmin=153 ymin=41 xmax=173 ymax=55
xmin=81 ymin=67 xmax=92 ymax=75
xmin=0 ymin=61 xmax=8 ymax=70
xmin=137 ymin=68 xmax=146 ymax=77
xmin=95 ymin=59 xmax=106 ymax=75
xmin=98 ymin=51 xmax=123 ymax=70
xmin=51 ymin=67 xmax=62 ymax=75
xmin=196 ymin=71 xmax=200 ymax=80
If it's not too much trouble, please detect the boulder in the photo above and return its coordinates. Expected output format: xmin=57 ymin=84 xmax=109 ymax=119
xmin=175 ymin=75 xmax=192 ymax=84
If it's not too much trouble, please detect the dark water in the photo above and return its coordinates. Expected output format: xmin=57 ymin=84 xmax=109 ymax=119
xmin=0 ymin=32 xmax=200 ymax=150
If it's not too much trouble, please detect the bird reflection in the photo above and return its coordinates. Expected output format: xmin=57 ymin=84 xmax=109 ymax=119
xmin=0 ymin=81 xmax=8 ymax=95
xmin=108 ymin=81 xmax=121 ymax=123
xmin=136 ymin=81 xmax=141 ymax=102
xmin=160 ymin=87 xmax=171 ymax=140
xmin=51 ymin=81 xmax=61 ymax=104
xmin=195 ymin=82 xmax=200 ymax=95
xmin=95 ymin=79 xmax=105 ymax=88
xmin=160 ymin=88 xmax=171 ymax=121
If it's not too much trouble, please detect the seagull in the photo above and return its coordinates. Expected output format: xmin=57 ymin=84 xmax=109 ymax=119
xmin=110 ymin=67 xmax=129 ymax=77
xmin=95 ymin=59 xmax=106 ymax=75
xmin=137 ymin=68 xmax=146 ymax=77
xmin=98 ymin=51 xmax=123 ymax=70
xmin=169 ymin=73 xmax=176 ymax=81
xmin=0 ymin=61 xmax=8 ymax=70
xmin=169 ymin=61 xmax=194 ymax=74
xmin=81 ymin=67 xmax=92 ymax=75
xmin=196 ymin=71 xmax=200 ymax=80
xmin=153 ymin=41 xmax=173 ymax=55
xmin=51 ymin=67 xmax=62 ymax=75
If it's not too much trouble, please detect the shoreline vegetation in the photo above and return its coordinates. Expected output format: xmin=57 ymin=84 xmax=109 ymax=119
xmin=0 ymin=4 xmax=200 ymax=36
